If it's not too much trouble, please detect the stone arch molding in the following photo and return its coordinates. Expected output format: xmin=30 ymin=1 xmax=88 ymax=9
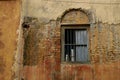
xmin=58 ymin=8 xmax=95 ymax=24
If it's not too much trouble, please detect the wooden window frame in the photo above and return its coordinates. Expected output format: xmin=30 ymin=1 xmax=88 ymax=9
xmin=61 ymin=24 xmax=90 ymax=64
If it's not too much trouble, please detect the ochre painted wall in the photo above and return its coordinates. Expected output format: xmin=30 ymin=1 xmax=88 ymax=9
xmin=0 ymin=1 xmax=21 ymax=80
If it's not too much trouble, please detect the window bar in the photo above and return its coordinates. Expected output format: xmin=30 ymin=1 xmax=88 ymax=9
xmin=68 ymin=30 xmax=70 ymax=61
xmin=65 ymin=29 xmax=69 ymax=61
xmin=69 ymin=29 xmax=71 ymax=44
xmin=71 ymin=30 xmax=73 ymax=44
xmin=67 ymin=29 xmax=71 ymax=61
xmin=67 ymin=29 xmax=69 ymax=44
xmin=68 ymin=29 xmax=70 ymax=44
xmin=73 ymin=30 xmax=75 ymax=44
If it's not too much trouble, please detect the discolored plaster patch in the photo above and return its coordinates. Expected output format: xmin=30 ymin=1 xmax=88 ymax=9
xmin=23 ymin=18 xmax=42 ymax=66
xmin=0 ymin=31 xmax=2 ymax=36
xmin=0 ymin=56 xmax=5 ymax=74
xmin=0 ymin=41 xmax=4 ymax=49
xmin=0 ymin=29 xmax=4 ymax=49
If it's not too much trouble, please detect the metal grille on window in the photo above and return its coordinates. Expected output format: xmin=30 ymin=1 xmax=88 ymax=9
xmin=64 ymin=29 xmax=89 ymax=62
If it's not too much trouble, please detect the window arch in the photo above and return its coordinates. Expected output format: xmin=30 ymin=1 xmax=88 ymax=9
xmin=61 ymin=9 xmax=90 ymax=63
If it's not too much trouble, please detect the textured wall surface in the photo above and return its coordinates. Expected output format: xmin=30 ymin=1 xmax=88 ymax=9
xmin=22 ymin=9 xmax=120 ymax=80
xmin=0 ymin=0 xmax=119 ymax=80
xmin=22 ymin=0 xmax=120 ymax=80
xmin=22 ymin=0 xmax=120 ymax=24
xmin=0 ymin=1 xmax=21 ymax=80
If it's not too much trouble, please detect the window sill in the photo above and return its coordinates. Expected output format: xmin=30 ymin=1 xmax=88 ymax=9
xmin=61 ymin=61 xmax=91 ymax=65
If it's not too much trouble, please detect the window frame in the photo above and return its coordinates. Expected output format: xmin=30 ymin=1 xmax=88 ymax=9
xmin=61 ymin=24 xmax=90 ymax=64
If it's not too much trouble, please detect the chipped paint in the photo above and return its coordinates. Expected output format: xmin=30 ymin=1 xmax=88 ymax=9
xmin=22 ymin=9 xmax=120 ymax=80
xmin=22 ymin=0 xmax=120 ymax=24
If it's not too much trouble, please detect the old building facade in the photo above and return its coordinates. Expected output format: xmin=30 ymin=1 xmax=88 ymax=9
xmin=22 ymin=0 xmax=120 ymax=80
xmin=0 ymin=0 xmax=120 ymax=80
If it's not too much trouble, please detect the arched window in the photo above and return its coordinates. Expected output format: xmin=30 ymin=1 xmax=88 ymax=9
xmin=61 ymin=9 xmax=90 ymax=63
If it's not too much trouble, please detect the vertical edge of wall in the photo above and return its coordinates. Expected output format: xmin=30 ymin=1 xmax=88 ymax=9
xmin=12 ymin=0 xmax=23 ymax=80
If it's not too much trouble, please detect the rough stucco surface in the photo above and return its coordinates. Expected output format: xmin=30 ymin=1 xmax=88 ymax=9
xmin=22 ymin=0 xmax=120 ymax=80
xmin=23 ymin=0 xmax=120 ymax=24
xmin=0 ymin=1 xmax=21 ymax=80
xmin=22 ymin=10 xmax=120 ymax=80
xmin=0 ymin=0 xmax=119 ymax=80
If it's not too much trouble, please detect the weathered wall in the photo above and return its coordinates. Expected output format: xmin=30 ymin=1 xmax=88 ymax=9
xmin=0 ymin=1 xmax=21 ymax=80
xmin=22 ymin=18 xmax=120 ymax=80
xmin=22 ymin=0 xmax=120 ymax=80
xmin=22 ymin=0 xmax=120 ymax=24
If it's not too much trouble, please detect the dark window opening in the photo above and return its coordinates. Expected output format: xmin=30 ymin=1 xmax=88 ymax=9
xmin=62 ymin=28 xmax=89 ymax=63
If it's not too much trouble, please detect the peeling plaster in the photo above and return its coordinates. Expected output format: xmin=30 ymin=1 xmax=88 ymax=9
xmin=23 ymin=0 xmax=120 ymax=24
xmin=12 ymin=11 xmax=24 ymax=80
